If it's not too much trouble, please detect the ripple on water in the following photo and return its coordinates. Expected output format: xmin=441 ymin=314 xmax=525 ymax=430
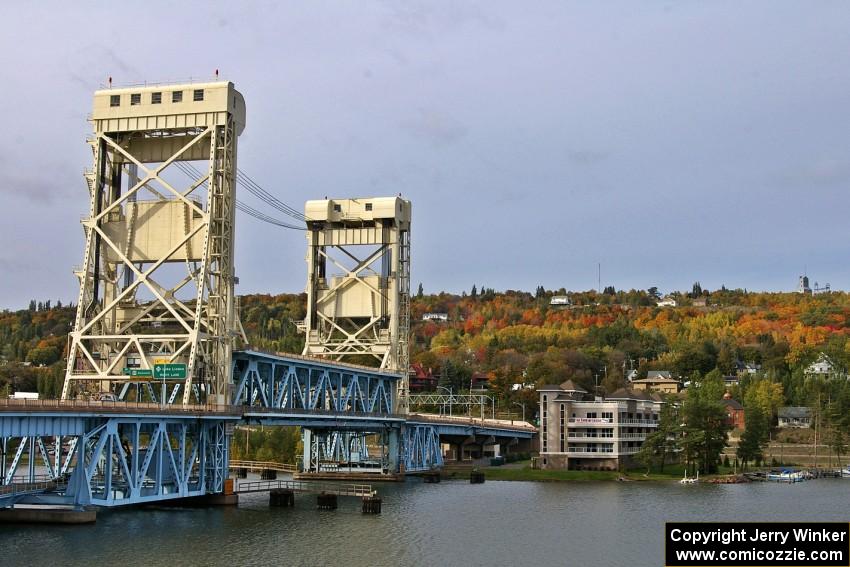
xmin=3 ymin=478 xmax=850 ymax=566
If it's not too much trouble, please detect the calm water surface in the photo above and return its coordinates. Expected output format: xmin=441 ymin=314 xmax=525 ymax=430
xmin=3 ymin=478 xmax=849 ymax=566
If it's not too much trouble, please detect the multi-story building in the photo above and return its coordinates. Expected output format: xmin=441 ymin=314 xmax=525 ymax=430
xmin=537 ymin=380 xmax=663 ymax=470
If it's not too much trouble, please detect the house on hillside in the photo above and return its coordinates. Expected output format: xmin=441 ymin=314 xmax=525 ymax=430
xmin=778 ymin=407 xmax=812 ymax=429
xmin=692 ymin=297 xmax=708 ymax=307
xmin=656 ymin=297 xmax=677 ymax=308
xmin=805 ymin=353 xmax=846 ymax=380
xmin=550 ymin=296 xmax=571 ymax=306
xmin=421 ymin=312 xmax=449 ymax=322
xmin=409 ymin=363 xmax=437 ymax=391
xmin=631 ymin=371 xmax=681 ymax=394
xmin=721 ymin=393 xmax=745 ymax=429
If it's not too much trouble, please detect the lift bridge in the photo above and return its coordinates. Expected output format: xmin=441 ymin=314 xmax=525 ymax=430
xmin=0 ymin=80 xmax=534 ymax=510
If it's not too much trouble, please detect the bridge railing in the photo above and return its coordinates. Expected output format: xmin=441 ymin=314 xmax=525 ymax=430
xmin=0 ymin=398 xmax=242 ymax=415
xmin=239 ymin=405 xmax=406 ymax=420
xmin=235 ymin=479 xmax=376 ymax=497
xmin=407 ymin=412 xmax=537 ymax=433
xmin=230 ymin=460 xmax=298 ymax=473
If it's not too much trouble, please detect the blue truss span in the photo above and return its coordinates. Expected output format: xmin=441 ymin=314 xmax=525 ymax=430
xmin=232 ymin=350 xmax=400 ymax=415
xmin=0 ymin=353 xmax=535 ymax=509
xmin=0 ymin=406 xmax=240 ymax=508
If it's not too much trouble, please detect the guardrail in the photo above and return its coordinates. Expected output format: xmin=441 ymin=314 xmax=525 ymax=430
xmin=0 ymin=479 xmax=65 ymax=497
xmin=230 ymin=460 xmax=298 ymax=473
xmin=235 ymin=479 xmax=375 ymax=498
xmin=408 ymin=412 xmax=537 ymax=433
xmin=0 ymin=399 xmax=242 ymax=415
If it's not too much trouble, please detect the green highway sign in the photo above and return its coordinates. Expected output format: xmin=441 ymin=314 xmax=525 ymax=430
xmin=123 ymin=368 xmax=153 ymax=377
xmin=153 ymin=363 xmax=188 ymax=380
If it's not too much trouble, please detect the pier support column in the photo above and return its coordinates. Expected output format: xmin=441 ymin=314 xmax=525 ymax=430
xmin=387 ymin=427 xmax=401 ymax=474
xmin=270 ymin=489 xmax=294 ymax=507
xmin=317 ymin=493 xmax=338 ymax=510
xmin=302 ymin=429 xmax=314 ymax=473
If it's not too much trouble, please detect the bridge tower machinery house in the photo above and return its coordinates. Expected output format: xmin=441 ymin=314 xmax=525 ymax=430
xmin=300 ymin=197 xmax=412 ymax=412
xmin=62 ymin=81 xmax=246 ymax=406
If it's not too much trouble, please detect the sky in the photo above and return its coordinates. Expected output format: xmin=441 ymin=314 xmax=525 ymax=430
xmin=0 ymin=1 xmax=848 ymax=309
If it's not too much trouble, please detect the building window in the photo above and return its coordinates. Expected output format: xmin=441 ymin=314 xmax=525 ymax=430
xmin=559 ymin=404 xmax=565 ymax=453
xmin=130 ymin=93 xmax=141 ymax=105
xmin=365 ymin=203 xmax=373 ymax=211
xmin=151 ymin=92 xmax=162 ymax=104
xmin=602 ymin=412 xmax=613 ymax=420
xmin=587 ymin=412 xmax=597 ymax=419
xmin=172 ymin=91 xmax=183 ymax=103
xmin=110 ymin=95 xmax=120 ymax=107
xmin=193 ymin=89 xmax=204 ymax=101
xmin=541 ymin=395 xmax=548 ymax=453
xmin=333 ymin=204 xmax=341 ymax=212
xmin=126 ymin=356 xmax=141 ymax=369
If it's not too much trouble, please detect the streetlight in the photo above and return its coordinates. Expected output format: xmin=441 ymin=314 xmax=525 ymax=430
xmin=512 ymin=401 xmax=526 ymax=424
xmin=437 ymin=385 xmax=453 ymax=416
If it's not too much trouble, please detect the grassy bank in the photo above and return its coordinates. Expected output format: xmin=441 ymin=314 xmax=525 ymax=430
xmin=443 ymin=462 xmax=734 ymax=482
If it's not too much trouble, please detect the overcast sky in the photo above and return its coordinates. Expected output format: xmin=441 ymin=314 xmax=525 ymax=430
xmin=1 ymin=2 xmax=848 ymax=309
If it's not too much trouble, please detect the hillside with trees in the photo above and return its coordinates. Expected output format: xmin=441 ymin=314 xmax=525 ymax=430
xmin=4 ymin=286 xmax=850 ymax=436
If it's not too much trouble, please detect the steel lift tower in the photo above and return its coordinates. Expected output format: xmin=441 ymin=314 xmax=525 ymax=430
xmin=62 ymin=81 xmax=246 ymax=406
xmin=300 ymin=197 xmax=412 ymax=411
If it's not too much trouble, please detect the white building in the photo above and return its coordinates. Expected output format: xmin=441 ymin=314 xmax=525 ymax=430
xmin=421 ymin=313 xmax=449 ymax=322
xmin=778 ymin=407 xmax=812 ymax=429
xmin=805 ymin=353 xmax=846 ymax=379
xmin=656 ymin=297 xmax=677 ymax=308
xmin=538 ymin=381 xmax=663 ymax=471
xmin=550 ymin=296 xmax=571 ymax=306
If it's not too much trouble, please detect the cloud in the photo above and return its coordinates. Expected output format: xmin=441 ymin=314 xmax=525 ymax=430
xmin=401 ymin=108 xmax=467 ymax=147
xmin=380 ymin=2 xmax=504 ymax=39
xmin=778 ymin=157 xmax=850 ymax=187
xmin=0 ymin=164 xmax=77 ymax=203
xmin=568 ymin=149 xmax=610 ymax=166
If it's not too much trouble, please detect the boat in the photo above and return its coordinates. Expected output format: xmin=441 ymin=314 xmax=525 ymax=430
xmin=679 ymin=471 xmax=699 ymax=484
xmin=765 ymin=468 xmax=806 ymax=483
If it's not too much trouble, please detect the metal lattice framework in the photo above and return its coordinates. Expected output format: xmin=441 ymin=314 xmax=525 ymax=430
xmin=403 ymin=424 xmax=443 ymax=472
xmin=62 ymin=81 xmax=245 ymax=406
xmin=300 ymin=197 xmax=412 ymax=412
xmin=232 ymin=351 xmax=398 ymax=414
xmin=0 ymin=410 xmax=236 ymax=508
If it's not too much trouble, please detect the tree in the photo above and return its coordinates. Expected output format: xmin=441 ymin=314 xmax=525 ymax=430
xmin=471 ymin=285 xmax=477 ymax=298
xmin=691 ymin=282 xmax=702 ymax=298
xmin=647 ymin=287 xmax=661 ymax=300
xmin=416 ymin=283 xmax=424 ymax=298
xmin=743 ymin=379 xmax=784 ymax=421
xmin=737 ymin=404 xmax=768 ymax=470
xmin=635 ymin=401 xmax=680 ymax=473
xmin=681 ymin=395 xmax=731 ymax=474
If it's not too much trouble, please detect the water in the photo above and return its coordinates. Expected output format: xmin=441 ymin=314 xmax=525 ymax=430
xmin=3 ymin=478 xmax=849 ymax=566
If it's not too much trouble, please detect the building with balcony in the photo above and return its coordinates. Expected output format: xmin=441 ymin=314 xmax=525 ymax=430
xmin=537 ymin=381 xmax=663 ymax=471
xmin=631 ymin=371 xmax=681 ymax=394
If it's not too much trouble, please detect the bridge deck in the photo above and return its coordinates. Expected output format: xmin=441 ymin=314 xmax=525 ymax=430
xmin=230 ymin=460 xmax=298 ymax=473
xmin=235 ymin=479 xmax=376 ymax=498
xmin=408 ymin=413 xmax=537 ymax=436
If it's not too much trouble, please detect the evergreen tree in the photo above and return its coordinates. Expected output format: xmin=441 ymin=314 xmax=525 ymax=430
xmin=681 ymin=392 xmax=731 ymax=474
xmin=416 ymin=283 xmax=424 ymax=298
xmin=737 ymin=404 xmax=768 ymax=470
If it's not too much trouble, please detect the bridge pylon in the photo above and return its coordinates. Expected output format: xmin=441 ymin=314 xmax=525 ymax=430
xmin=299 ymin=197 xmax=412 ymax=412
xmin=62 ymin=81 xmax=246 ymax=406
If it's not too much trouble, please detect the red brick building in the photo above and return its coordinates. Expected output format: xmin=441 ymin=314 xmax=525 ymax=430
xmin=721 ymin=393 xmax=745 ymax=429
